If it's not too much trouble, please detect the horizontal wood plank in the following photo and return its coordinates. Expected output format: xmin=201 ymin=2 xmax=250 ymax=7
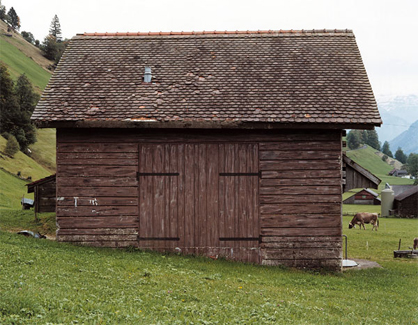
xmin=259 ymin=141 xmax=341 ymax=151
xmin=57 ymin=197 xmax=138 ymax=206
xmin=261 ymin=236 xmax=342 ymax=243
xmin=58 ymin=143 xmax=138 ymax=153
xmin=262 ymin=170 xmax=341 ymax=179
xmin=261 ymin=178 xmax=342 ymax=187
xmin=260 ymin=186 xmax=341 ymax=196
xmin=261 ymin=227 xmax=342 ymax=236
xmin=57 ymin=177 xmax=137 ymax=187
xmin=58 ymin=228 xmax=138 ymax=235
xmin=260 ymin=151 xmax=339 ymax=161
xmin=57 ymin=187 xmax=138 ymax=197
xmin=260 ymin=194 xmax=341 ymax=204
xmin=58 ymin=165 xmax=137 ymax=177
xmin=58 ymin=157 xmax=137 ymax=165
xmin=261 ymin=215 xmax=341 ymax=228
xmin=260 ymin=160 xmax=340 ymax=171
xmin=261 ymin=203 xmax=341 ymax=215
xmin=57 ymin=234 xmax=138 ymax=242
xmin=57 ymin=206 xmax=138 ymax=217
xmin=57 ymin=216 xmax=138 ymax=228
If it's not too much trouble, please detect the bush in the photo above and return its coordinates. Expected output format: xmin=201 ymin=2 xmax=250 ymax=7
xmin=4 ymin=135 xmax=20 ymax=157
xmin=382 ymin=154 xmax=388 ymax=162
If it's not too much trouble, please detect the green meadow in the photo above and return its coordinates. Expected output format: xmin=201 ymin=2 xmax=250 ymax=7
xmin=0 ymin=212 xmax=417 ymax=324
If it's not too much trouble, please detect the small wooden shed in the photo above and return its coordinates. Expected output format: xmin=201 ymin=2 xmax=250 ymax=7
xmin=31 ymin=30 xmax=381 ymax=270
xmin=27 ymin=174 xmax=56 ymax=213
xmin=343 ymin=188 xmax=381 ymax=205
xmin=393 ymin=186 xmax=418 ymax=218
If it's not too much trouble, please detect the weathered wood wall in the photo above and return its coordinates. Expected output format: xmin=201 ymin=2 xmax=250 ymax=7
xmin=56 ymin=128 xmax=342 ymax=269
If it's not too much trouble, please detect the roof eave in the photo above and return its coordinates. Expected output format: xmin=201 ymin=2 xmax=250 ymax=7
xmin=33 ymin=119 xmax=382 ymax=130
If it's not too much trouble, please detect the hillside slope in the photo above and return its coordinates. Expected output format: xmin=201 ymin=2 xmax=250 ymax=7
xmin=345 ymin=145 xmax=414 ymax=192
xmin=0 ymin=20 xmax=52 ymax=92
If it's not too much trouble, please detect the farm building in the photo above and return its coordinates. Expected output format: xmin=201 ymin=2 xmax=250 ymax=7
xmin=31 ymin=30 xmax=381 ymax=270
xmin=342 ymin=154 xmax=381 ymax=192
xmin=392 ymin=186 xmax=418 ymax=218
xmin=26 ymin=174 xmax=56 ymax=214
xmin=343 ymin=188 xmax=381 ymax=205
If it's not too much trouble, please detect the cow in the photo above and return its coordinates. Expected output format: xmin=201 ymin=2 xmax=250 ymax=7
xmin=348 ymin=212 xmax=379 ymax=231
xmin=414 ymin=238 xmax=418 ymax=250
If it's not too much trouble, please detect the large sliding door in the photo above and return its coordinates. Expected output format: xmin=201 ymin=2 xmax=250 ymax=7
xmin=138 ymin=142 xmax=260 ymax=262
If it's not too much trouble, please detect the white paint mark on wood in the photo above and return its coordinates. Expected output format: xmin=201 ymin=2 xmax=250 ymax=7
xmin=57 ymin=197 xmax=65 ymax=201
xmin=89 ymin=198 xmax=98 ymax=206
xmin=74 ymin=197 xmax=79 ymax=207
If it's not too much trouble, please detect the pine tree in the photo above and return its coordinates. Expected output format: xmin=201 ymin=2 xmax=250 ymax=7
xmin=406 ymin=153 xmax=418 ymax=182
xmin=4 ymin=135 xmax=19 ymax=157
xmin=347 ymin=130 xmax=361 ymax=150
xmin=49 ymin=14 xmax=62 ymax=41
xmin=0 ymin=1 xmax=6 ymax=21
xmin=382 ymin=141 xmax=393 ymax=158
xmin=395 ymin=147 xmax=407 ymax=164
xmin=366 ymin=130 xmax=380 ymax=150
xmin=7 ymin=7 xmax=20 ymax=30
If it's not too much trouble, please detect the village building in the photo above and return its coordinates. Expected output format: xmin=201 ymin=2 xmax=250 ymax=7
xmin=32 ymin=30 xmax=381 ymax=270
xmin=343 ymin=188 xmax=381 ymax=205
xmin=391 ymin=185 xmax=418 ymax=218
xmin=26 ymin=174 xmax=56 ymax=214
xmin=342 ymin=154 xmax=381 ymax=192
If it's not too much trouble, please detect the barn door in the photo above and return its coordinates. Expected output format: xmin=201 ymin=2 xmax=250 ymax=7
xmin=138 ymin=144 xmax=184 ymax=248
xmin=219 ymin=143 xmax=260 ymax=261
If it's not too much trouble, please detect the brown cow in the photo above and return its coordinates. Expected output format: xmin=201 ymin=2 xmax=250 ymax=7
xmin=348 ymin=212 xmax=379 ymax=231
xmin=414 ymin=238 xmax=418 ymax=250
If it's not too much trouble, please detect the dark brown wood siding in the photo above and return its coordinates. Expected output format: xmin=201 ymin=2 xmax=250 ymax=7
xmin=56 ymin=128 xmax=342 ymax=269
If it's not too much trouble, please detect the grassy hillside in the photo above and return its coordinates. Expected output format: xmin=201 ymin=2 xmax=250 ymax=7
xmin=0 ymin=20 xmax=52 ymax=93
xmin=0 ymin=169 xmax=33 ymax=209
xmin=0 ymin=136 xmax=52 ymax=181
xmin=28 ymin=128 xmax=56 ymax=171
xmin=345 ymin=145 xmax=414 ymax=192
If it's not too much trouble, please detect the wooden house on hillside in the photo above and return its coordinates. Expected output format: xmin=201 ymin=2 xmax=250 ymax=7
xmin=27 ymin=174 xmax=56 ymax=214
xmin=31 ymin=30 xmax=381 ymax=270
xmin=342 ymin=154 xmax=381 ymax=192
xmin=392 ymin=185 xmax=418 ymax=218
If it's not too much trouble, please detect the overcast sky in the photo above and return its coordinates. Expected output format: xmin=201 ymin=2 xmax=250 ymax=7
xmin=3 ymin=0 xmax=418 ymax=99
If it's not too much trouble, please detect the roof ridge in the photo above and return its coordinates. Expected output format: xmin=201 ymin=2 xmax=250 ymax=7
xmin=79 ymin=29 xmax=353 ymax=37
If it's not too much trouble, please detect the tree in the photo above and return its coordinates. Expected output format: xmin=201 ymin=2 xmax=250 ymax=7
xmin=365 ymin=130 xmax=380 ymax=150
xmin=49 ymin=14 xmax=62 ymax=41
xmin=21 ymin=31 xmax=35 ymax=44
xmin=4 ymin=135 xmax=19 ymax=157
xmin=7 ymin=7 xmax=20 ymax=30
xmin=42 ymin=34 xmax=59 ymax=61
xmin=0 ymin=1 xmax=6 ymax=21
xmin=0 ymin=64 xmax=37 ymax=152
xmin=395 ymin=147 xmax=407 ymax=164
xmin=406 ymin=153 xmax=418 ymax=182
xmin=382 ymin=141 xmax=393 ymax=158
xmin=347 ymin=130 xmax=361 ymax=150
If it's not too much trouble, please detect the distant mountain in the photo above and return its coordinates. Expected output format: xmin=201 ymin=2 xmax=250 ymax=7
xmin=389 ymin=120 xmax=418 ymax=155
xmin=376 ymin=94 xmax=418 ymax=144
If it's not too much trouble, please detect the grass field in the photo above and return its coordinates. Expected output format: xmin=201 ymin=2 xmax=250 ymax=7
xmin=0 ymin=169 xmax=32 ymax=209
xmin=0 ymin=136 xmax=53 ymax=181
xmin=28 ymin=128 xmax=56 ymax=172
xmin=0 ymin=211 xmax=417 ymax=324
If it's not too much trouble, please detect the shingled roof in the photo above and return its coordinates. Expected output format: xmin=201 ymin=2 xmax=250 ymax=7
xmin=32 ymin=29 xmax=381 ymax=129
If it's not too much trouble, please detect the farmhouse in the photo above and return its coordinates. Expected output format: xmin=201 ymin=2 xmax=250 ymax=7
xmin=343 ymin=188 xmax=381 ymax=205
xmin=32 ymin=30 xmax=381 ymax=270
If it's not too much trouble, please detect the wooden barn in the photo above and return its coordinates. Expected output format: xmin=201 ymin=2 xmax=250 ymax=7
xmin=393 ymin=186 xmax=418 ymax=218
xmin=27 ymin=174 xmax=56 ymax=214
xmin=343 ymin=188 xmax=381 ymax=205
xmin=342 ymin=154 xmax=381 ymax=192
xmin=32 ymin=30 xmax=381 ymax=270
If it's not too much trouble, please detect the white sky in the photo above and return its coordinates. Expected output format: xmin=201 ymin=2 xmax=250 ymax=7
xmin=3 ymin=0 xmax=418 ymax=99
